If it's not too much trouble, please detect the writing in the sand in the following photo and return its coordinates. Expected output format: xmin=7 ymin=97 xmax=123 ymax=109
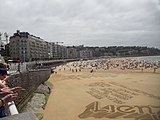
xmin=109 ymin=81 xmax=160 ymax=100
xmin=79 ymin=101 xmax=160 ymax=120
xmin=86 ymin=81 xmax=160 ymax=104
xmin=86 ymin=82 xmax=138 ymax=104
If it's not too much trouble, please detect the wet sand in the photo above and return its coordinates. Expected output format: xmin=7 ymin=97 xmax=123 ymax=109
xmin=43 ymin=60 xmax=160 ymax=120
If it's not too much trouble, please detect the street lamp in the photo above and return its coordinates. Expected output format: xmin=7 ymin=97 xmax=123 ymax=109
xmin=23 ymin=50 xmax=25 ymax=62
xmin=48 ymin=53 xmax=51 ymax=59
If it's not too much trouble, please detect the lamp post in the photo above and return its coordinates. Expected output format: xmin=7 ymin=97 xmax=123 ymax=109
xmin=23 ymin=50 xmax=25 ymax=62
xmin=48 ymin=53 xmax=51 ymax=60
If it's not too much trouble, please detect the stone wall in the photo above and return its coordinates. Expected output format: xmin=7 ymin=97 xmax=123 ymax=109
xmin=7 ymin=69 xmax=52 ymax=112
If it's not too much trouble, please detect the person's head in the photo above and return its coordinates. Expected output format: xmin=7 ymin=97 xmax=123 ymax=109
xmin=0 ymin=69 xmax=7 ymax=80
xmin=0 ymin=63 xmax=8 ymax=70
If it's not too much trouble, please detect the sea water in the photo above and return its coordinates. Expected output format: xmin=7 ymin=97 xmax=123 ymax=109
xmin=131 ymin=56 xmax=160 ymax=62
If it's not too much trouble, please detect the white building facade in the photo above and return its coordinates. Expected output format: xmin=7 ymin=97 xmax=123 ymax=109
xmin=9 ymin=30 xmax=78 ymax=61
xmin=9 ymin=30 xmax=51 ymax=61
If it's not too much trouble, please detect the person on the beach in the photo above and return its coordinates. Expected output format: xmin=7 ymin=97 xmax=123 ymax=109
xmin=153 ymin=67 xmax=157 ymax=73
xmin=90 ymin=69 xmax=93 ymax=73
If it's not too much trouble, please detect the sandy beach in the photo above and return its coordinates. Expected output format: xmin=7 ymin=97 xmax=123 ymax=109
xmin=43 ymin=59 xmax=160 ymax=120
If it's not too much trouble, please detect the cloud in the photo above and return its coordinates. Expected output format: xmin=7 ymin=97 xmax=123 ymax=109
xmin=155 ymin=0 xmax=160 ymax=9
xmin=0 ymin=0 xmax=160 ymax=48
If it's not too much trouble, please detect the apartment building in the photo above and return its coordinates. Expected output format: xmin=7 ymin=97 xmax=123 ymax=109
xmin=66 ymin=47 xmax=78 ymax=59
xmin=9 ymin=30 xmax=81 ymax=61
xmin=79 ymin=49 xmax=93 ymax=59
xmin=9 ymin=30 xmax=51 ymax=61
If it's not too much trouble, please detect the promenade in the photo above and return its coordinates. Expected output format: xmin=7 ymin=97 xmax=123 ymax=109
xmin=43 ymin=58 xmax=160 ymax=120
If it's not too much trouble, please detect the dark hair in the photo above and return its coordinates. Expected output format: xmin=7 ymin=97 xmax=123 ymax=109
xmin=0 ymin=63 xmax=8 ymax=69
xmin=0 ymin=68 xmax=7 ymax=75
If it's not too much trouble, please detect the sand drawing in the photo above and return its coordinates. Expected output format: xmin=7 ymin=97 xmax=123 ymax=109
xmin=79 ymin=101 xmax=160 ymax=120
xmin=80 ymin=81 xmax=160 ymax=119
xmin=86 ymin=81 xmax=138 ymax=104
xmin=86 ymin=81 xmax=160 ymax=104
xmin=109 ymin=82 xmax=160 ymax=100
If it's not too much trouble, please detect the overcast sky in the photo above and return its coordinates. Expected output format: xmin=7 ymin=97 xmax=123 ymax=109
xmin=0 ymin=0 xmax=160 ymax=48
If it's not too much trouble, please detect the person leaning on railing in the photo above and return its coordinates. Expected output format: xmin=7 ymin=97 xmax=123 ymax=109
xmin=0 ymin=68 xmax=24 ymax=118
xmin=0 ymin=88 xmax=18 ymax=117
xmin=0 ymin=91 xmax=18 ymax=106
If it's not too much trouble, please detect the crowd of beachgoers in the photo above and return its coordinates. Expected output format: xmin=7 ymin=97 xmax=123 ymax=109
xmin=60 ymin=58 xmax=160 ymax=73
